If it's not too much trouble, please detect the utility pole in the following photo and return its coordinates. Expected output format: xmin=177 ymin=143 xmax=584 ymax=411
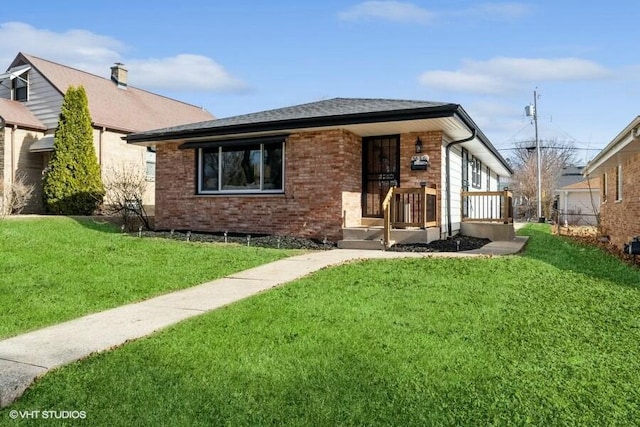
xmin=525 ymin=89 xmax=543 ymax=221
xmin=533 ymin=90 xmax=542 ymax=221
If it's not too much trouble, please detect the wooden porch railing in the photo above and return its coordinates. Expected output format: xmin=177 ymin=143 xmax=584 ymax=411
xmin=382 ymin=186 xmax=438 ymax=248
xmin=461 ymin=189 xmax=513 ymax=224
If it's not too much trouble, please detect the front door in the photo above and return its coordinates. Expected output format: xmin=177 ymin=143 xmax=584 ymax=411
xmin=362 ymin=135 xmax=400 ymax=217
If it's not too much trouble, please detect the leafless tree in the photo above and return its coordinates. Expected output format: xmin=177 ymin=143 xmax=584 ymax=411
xmin=508 ymin=138 xmax=576 ymax=220
xmin=103 ymin=165 xmax=150 ymax=230
xmin=0 ymin=174 xmax=35 ymax=218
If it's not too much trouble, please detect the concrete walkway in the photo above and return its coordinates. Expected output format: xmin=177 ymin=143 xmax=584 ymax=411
xmin=0 ymin=237 xmax=528 ymax=407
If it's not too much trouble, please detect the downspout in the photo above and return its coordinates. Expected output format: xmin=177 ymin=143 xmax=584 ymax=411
xmin=445 ymin=126 xmax=476 ymax=237
xmin=98 ymin=127 xmax=105 ymax=165
xmin=11 ymin=124 xmax=17 ymax=182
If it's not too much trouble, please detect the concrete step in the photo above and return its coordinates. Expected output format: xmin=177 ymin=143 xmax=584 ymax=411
xmin=337 ymin=239 xmax=391 ymax=250
xmin=342 ymin=227 xmax=440 ymax=246
xmin=342 ymin=227 xmax=383 ymax=240
xmin=360 ymin=218 xmax=384 ymax=227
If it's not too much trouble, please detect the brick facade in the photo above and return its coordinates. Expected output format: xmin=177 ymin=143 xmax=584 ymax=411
xmin=155 ymin=129 xmax=361 ymax=241
xmin=600 ymin=152 xmax=640 ymax=248
xmin=155 ymin=129 xmax=447 ymax=240
xmin=155 ymin=129 xmax=446 ymax=241
xmin=400 ymin=131 xmax=443 ymax=226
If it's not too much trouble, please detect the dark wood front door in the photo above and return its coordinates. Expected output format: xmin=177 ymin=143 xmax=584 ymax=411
xmin=362 ymin=135 xmax=400 ymax=217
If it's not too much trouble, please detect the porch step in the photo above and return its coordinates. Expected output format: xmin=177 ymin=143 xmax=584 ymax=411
xmin=337 ymin=239 xmax=391 ymax=250
xmin=342 ymin=227 xmax=384 ymax=241
xmin=360 ymin=218 xmax=384 ymax=227
xmin=338 ymin=226 xmax=441 ymax=250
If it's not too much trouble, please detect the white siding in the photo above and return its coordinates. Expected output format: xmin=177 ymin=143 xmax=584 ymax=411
xmin=443 ymin=144 xmax=463 ymax=236
xmin=462 ymin=150 xmax=509 ymax=222
xmin=557 ymin=190 xmax=600 ymax=226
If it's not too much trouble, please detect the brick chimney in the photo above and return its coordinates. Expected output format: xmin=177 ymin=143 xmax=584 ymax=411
xmin=110 ymin=63 xmax=127 ymax=89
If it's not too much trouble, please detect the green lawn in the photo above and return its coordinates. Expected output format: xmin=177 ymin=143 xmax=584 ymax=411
xmin=0 ymin=217 xmax=295 ymax=338
xmin=3 ymin=224 xmax=640 ymax=425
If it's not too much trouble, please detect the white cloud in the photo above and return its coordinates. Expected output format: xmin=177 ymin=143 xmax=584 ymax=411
xmin=337 ymin=2 xmax=529 ymax=24
xmin=419 ymin=57 xmax=612 ymax=94
xmin=338 ymin=1 xmax=435 ymax=24
xmin=0 ymin=22 xmax=123 ymax=74
xmin=469 ymin=3 xmax=532 ymax=20
xmin=0 ymin=21 xmax=246 ymax=93
xmin=127 ymin=55 xmax=247 ymax=92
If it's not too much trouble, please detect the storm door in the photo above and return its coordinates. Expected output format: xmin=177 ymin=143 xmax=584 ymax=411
xmin=362 ymin=135 xmax=400 ymax=217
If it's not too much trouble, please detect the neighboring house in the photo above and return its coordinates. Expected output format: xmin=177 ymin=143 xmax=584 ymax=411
xmin=557 ymin=165 xmax=586 ymax=188
xmin=584 ymin=116 xmax=640 ymax=248
xmin=555 ymin=178 xmax=600 ymax=226
xmin=0 ymin=52 xmax=214 ymax=213
xmin=126 ymin=98 xmax=513 ymax=244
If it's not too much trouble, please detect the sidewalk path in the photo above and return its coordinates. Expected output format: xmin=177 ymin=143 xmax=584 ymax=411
xmin=0 ymin=237 xmax=527 ymax=407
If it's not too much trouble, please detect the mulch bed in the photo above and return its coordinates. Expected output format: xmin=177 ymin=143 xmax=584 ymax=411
xmin=133 ymin=230 xmax=491 ymax=253
xmin=388 ymin=235 xmax=491 ymax=252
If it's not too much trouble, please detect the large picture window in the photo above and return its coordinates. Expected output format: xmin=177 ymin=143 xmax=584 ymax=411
xmin=198 ymin=141 xmax=284 ymax=193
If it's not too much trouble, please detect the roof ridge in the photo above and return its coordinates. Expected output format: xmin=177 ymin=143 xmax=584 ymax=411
xmin=19 ymin=52 xmax=209 ymax=112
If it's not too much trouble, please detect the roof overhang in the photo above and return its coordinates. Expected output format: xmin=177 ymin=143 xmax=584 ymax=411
xmin=584 ymin=116 xmax=640 ymax=176
xmin=126 ymin=103 xmax=512 ymax=176
xmin=29 ymin=135 xmax=55 ymax=153
xmin=0 ymin=65 xmax=31 ymax=82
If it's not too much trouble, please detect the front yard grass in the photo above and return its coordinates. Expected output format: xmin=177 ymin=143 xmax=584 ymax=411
xmin=0 ymin=217 xmax=295 ymax=339
xmin=3 ymin=223 xmax=640 ymax=425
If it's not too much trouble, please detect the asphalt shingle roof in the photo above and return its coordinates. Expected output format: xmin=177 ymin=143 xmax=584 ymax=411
xmin=0 ymin=98 xmax=45 ymax=130
xmin=558 ymin=178 xmax=599 ymax=191
xmin=129 ymin=97 xmax=457 ymax=137
xmin=13 ymin=53 xmax=214 ymax=133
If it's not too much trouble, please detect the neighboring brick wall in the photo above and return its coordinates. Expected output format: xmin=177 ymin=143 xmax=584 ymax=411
xmin=0 ymin=124 xmax=5 ymax=193
xmin=600 ymin=152 xmax=640 ymax=248
xmin=12 ymin=128 xmax=45 ymax=213
xmin=96 ymin=129 xmax=155 ymax=206
xmin=155 ymin=129 xmax=361 ymax=241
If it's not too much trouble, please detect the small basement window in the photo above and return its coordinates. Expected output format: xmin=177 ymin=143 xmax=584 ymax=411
xmin=198 ymin=141 xmax=284 ymax=194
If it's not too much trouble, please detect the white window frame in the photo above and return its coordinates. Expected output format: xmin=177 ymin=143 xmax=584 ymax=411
xmin=471 ymin=156 xmax=482 ymax=189
xmin=12 ymin=71 xmax=28 ymax=102
xmin=197 ymin=141 xmax=285 ymax=194
xmin=145 ymin=149 xmax=156 ymax=182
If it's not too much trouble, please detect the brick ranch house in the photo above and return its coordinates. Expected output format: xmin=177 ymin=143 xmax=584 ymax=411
xmin=585 ymin=115 xmax=640 ymax=248
xmin=0 ymin=52 xmax=213 ymax=213
xmin=126 ymin=98 xmax=513 ymax=245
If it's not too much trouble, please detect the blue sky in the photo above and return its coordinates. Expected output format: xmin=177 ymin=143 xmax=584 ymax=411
xmin=2 ymin=1 xmax=638 ymax=163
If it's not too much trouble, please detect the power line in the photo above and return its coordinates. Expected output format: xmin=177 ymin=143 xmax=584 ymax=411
xmin=498 ymin=146 xmax=604 ymax=152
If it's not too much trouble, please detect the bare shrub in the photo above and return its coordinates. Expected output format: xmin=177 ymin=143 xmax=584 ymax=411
xmin=1 ymin=174 xmax=35 ymax=217
xmin=103 ymin=165 xmax=150 ymax=230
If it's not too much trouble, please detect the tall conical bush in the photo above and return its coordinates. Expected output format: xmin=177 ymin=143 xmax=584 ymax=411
xmin=43 ymin=86 xmax=104 ymax=214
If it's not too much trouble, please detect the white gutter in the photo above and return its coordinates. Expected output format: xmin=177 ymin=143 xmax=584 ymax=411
xmin=585 ymin=116 xmax=640 ymax=176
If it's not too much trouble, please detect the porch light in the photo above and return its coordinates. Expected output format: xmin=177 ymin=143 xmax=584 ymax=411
xmin=415 ymin=137 xmax=423 ymax=153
